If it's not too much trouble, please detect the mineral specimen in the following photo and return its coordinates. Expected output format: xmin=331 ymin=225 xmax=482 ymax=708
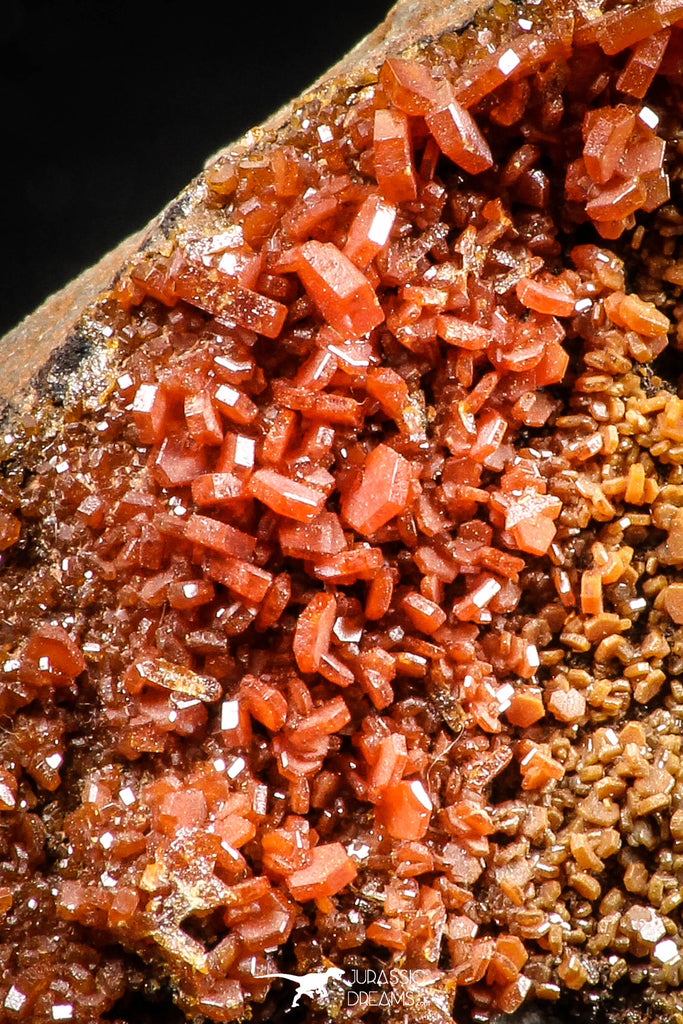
xmin=3 ymin=0 xmax=683 ymax=1022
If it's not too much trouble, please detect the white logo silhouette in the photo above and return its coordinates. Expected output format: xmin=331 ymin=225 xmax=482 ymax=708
xmin=262 ymin=966 xmax=346 ymax=1007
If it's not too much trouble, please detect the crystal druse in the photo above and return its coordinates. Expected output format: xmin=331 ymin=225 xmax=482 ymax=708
xmin=3 ymin=0 xmax=683 ymax=1021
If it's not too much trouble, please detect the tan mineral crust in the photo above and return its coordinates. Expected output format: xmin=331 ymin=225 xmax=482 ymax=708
xmin=3 ymin=1 xmax=683 ymax=1023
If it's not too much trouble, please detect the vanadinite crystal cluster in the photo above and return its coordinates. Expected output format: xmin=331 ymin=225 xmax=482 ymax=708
xmin=5 ymin=0 xmax=683 ymax=1020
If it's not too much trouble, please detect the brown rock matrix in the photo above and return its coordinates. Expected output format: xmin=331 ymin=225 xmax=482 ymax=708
xmin=3 ymin=0 xmax=683 ymax=1021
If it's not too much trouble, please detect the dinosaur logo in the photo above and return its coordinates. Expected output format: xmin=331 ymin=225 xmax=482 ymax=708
xmin=262 ymin=966 xmax=346 ymax=1007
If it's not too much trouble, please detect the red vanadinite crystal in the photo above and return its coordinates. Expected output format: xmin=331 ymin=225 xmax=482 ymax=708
xmin=247 ymin=468 xmax=328 ymax=521
xmin=583 ymin=105 xmax=637 ymax=184
xmin=373 ymin=108 xmax=418 ymax=203
xmin=280 ymin=240 xmax=385 ymax=338
xmin=286 ymin=842 xmax=358 ymax=901
xmin=425 ymin=80 xmax=493 ymax=174
xmin=343 ymin=193 xmax=396 ymax=267
xmin=293 ymin=591 xmax=337 ymax=673
xmin=617 ymin=30 xmax=670 ymax=96
xmin=379 ymin=56 xmax=440 ymax=115
xmin=341 ymin=443 xmax=413 ymax=535
xmin=376 ymin=778 xmax=433 ymax=840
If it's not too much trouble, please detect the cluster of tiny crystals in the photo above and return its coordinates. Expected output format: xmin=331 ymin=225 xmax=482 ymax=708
xmin=4 ymin=0 xmax=683 ymax=1021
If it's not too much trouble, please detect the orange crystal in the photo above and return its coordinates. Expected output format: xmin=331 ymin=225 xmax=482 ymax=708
xmin=617 ymin=29 xmax=670 ymax=97
xmin=373 ymin=108 xmax=418 ymax=203
xmin=293 ymin=592 xmax=337 ymax=673
xmin=341 ymin=443 xmax=413 ymax=535
xmin=425 ymin=81 xmax=493 ymax=174
xmin=376 ymin=778 xmax=433 ymax=840
xmin=282 ymin=240 xmax=384 ymax=338
xmin=247 ymin=468 xmax=328 ymax=522
xmin=583 ymin=106 xmax=637 ymax=184
xmin=379 ymin=57 xmax=440 ymax=115
xmin=286 ymin=843 xmax=358 ymax=900
xmin=344 ymin=193 xmax=396 ymax=268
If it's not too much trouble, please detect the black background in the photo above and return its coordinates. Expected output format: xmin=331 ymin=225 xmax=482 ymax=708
xmin=0 ymin=0 xmax=393 ymax=337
